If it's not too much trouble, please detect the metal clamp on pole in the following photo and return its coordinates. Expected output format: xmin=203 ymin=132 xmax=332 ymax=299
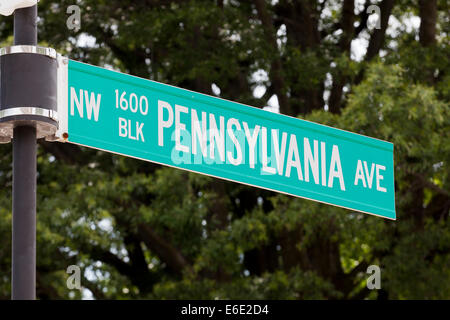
xmin=0 ymin=44 xmax=58 ymax=143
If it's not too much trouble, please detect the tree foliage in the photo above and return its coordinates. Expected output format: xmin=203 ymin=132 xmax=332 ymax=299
xmin=0 ymin=0 xmax=448 ymax=299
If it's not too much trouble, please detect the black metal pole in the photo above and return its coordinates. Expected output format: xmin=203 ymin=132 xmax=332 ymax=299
xmin=12 ymin=5 xmax=38 ymax=300
xmin=14 ymin=5 xmax=37 ymax=45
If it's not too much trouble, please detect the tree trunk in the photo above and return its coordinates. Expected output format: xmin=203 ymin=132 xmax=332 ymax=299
xmin=365 ymin=0 xmax=395 ymax=61
xmin=419 ymin=0 xmax=437 ymax=47
xmin=254 ymin=0 xmax=290 ymax=115
xmin=328 ymin=0 xmax=354 ymax=114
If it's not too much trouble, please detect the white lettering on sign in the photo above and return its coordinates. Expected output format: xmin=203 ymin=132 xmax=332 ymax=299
xmin=376 ymin=164 xmax=387 ymax=193
xmin=209 ymin=114 xmax=225 ymax=162
xmin=70 ymin=87 xmax=101 ymax=121
xmin=304 ymin=138 xmax=319 ymax=184
xmin=118 ymin=117 xmax=145 ymax=142
xmin=192 ymin=109 xmax=208 ymax=158
xmin=261 ymin=127 xmax=276 ymax=175
xmin=68 ymin=88 xmax=390 ymax=194
xmin=354 ymin=160 xmax=367 ymax=188
xmin=175 ymin=104 xmax=189 ymax=153
xmin=272 ymin=129 xmax=288 ymax=176
xmin=115 ymin=90 xmax=148 ymax=115
xmin=321 ymin=142 xmax=326 ymax=186
xmin=227 ymin=118 xmax=242 ymax=166
xmin=243 ymin=122 xmax=260 ymax=169
xmin=155 ymin=99 xmax=358 ymax=192
xmin=285 ymin=134 xmax=303 ymax=181
xmin=354 ymin=160 xmax=387 ymax=193
xmin=328 ymin=145 xmax=345 ymax=191
xmin=158 ymin=100 xmax=173 ymax=147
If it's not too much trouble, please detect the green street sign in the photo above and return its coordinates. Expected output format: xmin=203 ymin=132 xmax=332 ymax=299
xmin=57 ymin=60 xmax=396 ymax=219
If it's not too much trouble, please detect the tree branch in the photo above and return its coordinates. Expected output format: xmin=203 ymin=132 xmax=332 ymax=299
xmin=86 ymin=244 xmax=134 ymax=277
xmin=254 ymin=0 xmax=290 ymax=115
xmin=137 ymin=223 xmax=191 ymax=274
xmin=348 ymin=260 xmax=369 ymax=279
xmin=328 ymin=0 xmax=355 ymax=114
xmin=365 ymin=0 xmax=395 ymax=61
xmin=82 ymin=278 xmax=107 ymax=300
xmin=355 ymin=1 xmax=372 ymax=36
